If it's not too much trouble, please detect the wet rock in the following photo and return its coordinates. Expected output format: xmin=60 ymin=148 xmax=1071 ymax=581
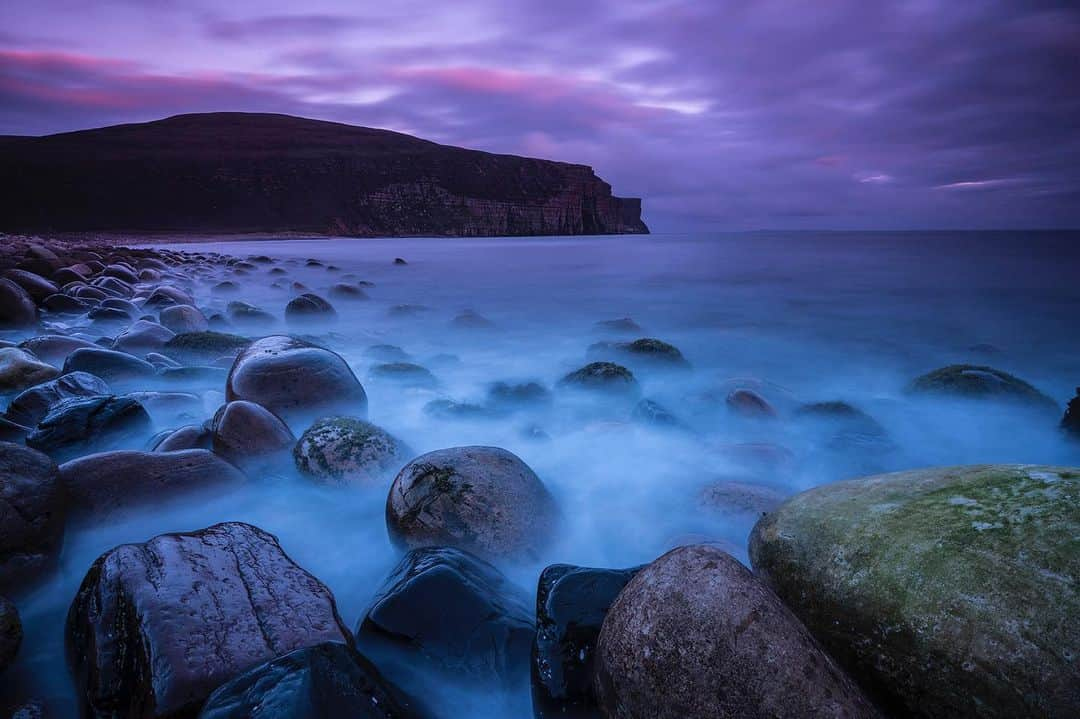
xmin=388 ymin=303 xmax=428 ymax=318
xmin=793 ymin=401 xmax=893 ymax=456
xmin=328 ymin=283 xmax=369 ymax=301
xmin=909 ymin=363 xmax=1058 ymax=410
xmin=386 ymin=446 xmax=559 ymax=561
xmin=112 ymin=319 xmax=176 ymax=354
xmin=294 ymin=416 xmax=409 ymax=485
xmin=227 ymin=336 xmax=368 ymax=423
xmin=559 ymin=362 xmax=639 ymax=396
xmin=488 ymin=381 xmax=551 ymax=410
xmin=144 ymin=285 xmax=194 ymax=308
xmin=90 ymin=275 xmax=134 ymax=298
xmin=1061 ymin=387 xmax=1080 ymax=440
xmin=286 ymin=293 xmax=337 ymax=323
xmin=631 ymin=398 xmax=681 ymax=428
xmin=364 ymin=344 xmax=412 ymax=363
xmin=423 ymin=399 xmax=496 ymax=421
xmin=532 ymin=564 xmax=640 ymax=718
xmin=451 ymin=309 xmax=495 ymax=329
xmin=198 ymin=642 xmax=431 ymax=719
xmin=164 ymin=331 xmax=251 ymax=364
xmin=725 ymin=388 xmax=778 ymax=418
xmin=0 ymin=416 xmax=29 ymax=443
xmin=226 ymin=300 xmax=277 ymax=327
xmin=152 ymin=424 xmax=213 ymax=452
xmin=62 ymin=347 xmax=156 ymax=384
xmin=750 ymin=464 xmax=1080 ymax=719
xmin=159 ymin=304 xmax=209 ymax=334
xmin=59 ymin=449 xmax=246 ymax=521
xmin=27 ymin=395 xmax=152 ymax=462
xmin=210 ymin=401 xmax=295 ymax=467
xmin=0 ymin=442 xmax=63 ymax=593
xmin=594 ymin=545 xmax=880 ymax=719
xmin=1 ymin=594 xmax=21 ymax=671
xmin=146 ymin=352 xmax=182 ymax=370
xmin=102 ymin=263 xmax=139 ymax=284
xmin=18 ymin=334 xmax=99 ymax=367
xmin=211 ymin=280 xmax=240 ymax=295
xmin=0 ymin=348 xmax=59 ymax=393
xmin=356 ymin=546 xmax=533 ymax=687
xmin=594 ymin=318 xmax=642 ymax=334
xmin=699 ymin=479 xmax=787 ymax=519
xmin=0 ymin=278 xmax=38 ymax=328
xmin=610 ymin=338 xmax=689 ymax=367
xmin=41 ymin=292 xmax=92 ymax=314
xmin=87 ymin=306 xmax=132 ymax=324
xmin=70 ymin=285 xmax=107 ymax=302
xmin=68 ymin=522 xmax=352 ymax=719
xmin=393 ymin=257 xmax=408 ymax=265
xmin=2 ymin=269 xmax=58 ymax=303
xmin=368 ymin=362 xmax=437 ymax=388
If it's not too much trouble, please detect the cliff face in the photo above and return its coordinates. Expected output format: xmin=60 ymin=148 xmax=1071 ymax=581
xmin=0 ymin=113 xmax=648 ymax=237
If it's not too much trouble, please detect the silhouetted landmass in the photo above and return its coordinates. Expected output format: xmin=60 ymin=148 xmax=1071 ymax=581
xmin=0 ymin=113 xmax=648 ymax=237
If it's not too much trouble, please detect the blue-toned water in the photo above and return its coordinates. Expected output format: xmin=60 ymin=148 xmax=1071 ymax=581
xmin=5 ymin=231 xmax=1080 ymax=716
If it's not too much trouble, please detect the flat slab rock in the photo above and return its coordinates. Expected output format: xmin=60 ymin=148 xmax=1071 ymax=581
xmin=68 ymin=522 xmax=353 ymax=719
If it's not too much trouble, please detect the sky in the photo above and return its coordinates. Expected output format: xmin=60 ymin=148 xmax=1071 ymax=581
xmin=2 ymin=0 xmax=1078 ymax=231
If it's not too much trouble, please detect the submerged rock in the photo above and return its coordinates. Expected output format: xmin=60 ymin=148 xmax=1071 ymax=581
xmin=364 ymin=344 xmax=412 ymax=363
xmin=62 ymin=347 xmax=156 ymax=384
xmin=227 ymin=300 xmax=277 ymax=327
xmin=699 ymin=479 xmax=788 ymax=519
xmin=18 ymin=334 xmax=99 ymax=367
xmin=368 ymin=362 xmax=437 ymax=388
xmin=451 ymin=309 xmax=495 ymax=329
xmin=210 ymin=401 xmax=295 ymax=467
xmin=112 ymin=319 xmax=176 ymax=354
xmin=198 ymin=642 xmax=430 ymax=719
xmin=285 ymin=293 xmax=338 ymax=323
xmin=59 ymin=449 xmax=246 ymax=521
xmin=594 ymin=545 xmax=880 ymax=719
xmin=908 ymin=364 xmax=1057 ymax=410
xmin=532 ymin=564 xmax=640 ymax=718
xmin=559 ymin=362 xmax=639 ymax=395
xmin=164 ymin=331 xmax=251 ymax=363
xmin=227 ymin=336 xmax=368 ymax=423
xmin=0 ymin=594 xmax=21 ymax=671
xmin=0 ymin=442 xmax=63 ymax=593
xmin=356 ymin=546 xmax=534 ymax=687
xmin=423 ymin=399 xmax=496 ymax=421
xmin=328 ymin=282 xmax=369 ymax=301
xmin=725 ymin=388 xmax=778 ymax=418
xmin=386 ymin=446 xmax=559 ymax=561
xmin=68 ymin=522 xmax=352 ymax=719
xmin=159 ymin=304 xmax=209 ymax=334
xmin=293 ymin=416 xmax=409 ymax=485
xmin=0 ymin=348 xmax=58 ymax=393
xmin=593 ymin=318 xmax=642 ymax=334
xmin=487 ymin=381 xmax=551 ymax=410
xmin=631 ymin=398 xmax=681 ymax=428
xmin=592 ymin=338 xmax=689 ymax=367
xmin=749 ymin=464 xmax=1080 ymax=718
xmin=26 ymin=395 xmax=152 ymax=462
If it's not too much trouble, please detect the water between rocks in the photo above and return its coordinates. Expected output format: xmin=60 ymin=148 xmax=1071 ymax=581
xmin=5 ymin=230 xmax=1080 ymax=716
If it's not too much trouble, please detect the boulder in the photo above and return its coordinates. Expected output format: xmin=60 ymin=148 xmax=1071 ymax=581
xmin=152 ymin=424 xmax=213 ymax=452
xmin=68 ymin=522 xmax=352 ymax=719
xmin=1062 ymin=387 xmax=1080 ymax=440
xmin=164 ymin=331 xmax=251 ymax=364
xmin=285 ymin=293 xmax=338 ymax=323
xmin=41 ymin=293 xmax=92 ymax=314
xmin=159 ymin=304 xmax=209 ymax=334
xmin=364 ymin=344 xmax=411 ymax=363
xmin=0 ymin=348 xmax=59 ymax=393
xmin=0 ymin=594 xmax=21 ymax=671
xmin=0 ymin=442 xmax=63 ymax=593
xmin=227 ymin=300 xmax=277 ymax=327
xmin=487 ymin=381 xmax=551 ymax=410
xmin=451 ymin=309 xmax=495 ymax=329
xmin=594 ymin=338 xmax=689 ymax=367
xmin=18 ymin=334 xmax=99 ymax=366
xmin=59 ymin=449 xmax=246 ymax=521
xmin=62 ymin=347 xmax=156 ymax=384
xmin=209 ymin=401 xmax=295 ymax=467
xmin=102 ymin=263 xmax=139 ymax=284
xmin=594 ymin=545 xmax=880 ymax=719
xmin=0 ymin=278 xmax=37 ymax=328
xmin=198 ymin=642 xmax=430 ymax=719
xmin=386 ymin=446 xmax=559 ymax=561
xmin=423 ymin=399 xmax=496 ymax=421
xmin=144 ymin=285 xmax=194 ymax=308
xmin=908 ymin=364 xmax=1057 ymax=410
xmin=559 ymin=362 xmax=639 ymax=395
xmin=749 ymin=464 xmax=1080 ymax=718
xmin=593 ymin=318 xmax=642 ymax=334
xmin=293 ymin=416 xmax=408 ymax=485
xmin=631 ymin=398 xmax=681 ymax=428
xmin=2 ymin=269 xmax=58 ymax=303
xmin=699 ymin=479 xmax=788 ymax=519
xmin=532 ymin=564 xmax=640 ymax=718
xmin=367 ymin=362 xmax=437 ymax=388
xmin=725 ymin=388 xmax=777 ymax=418
xmin=356 ymin=546 xmax=533 ymax=687
xmin=328 ymin=283 xmax=369 ymax=301
xmin=26 ymin=395 xmax=153 ymax=462
xmin=112 ymin=319 xmax=176 ymax=354
xmin=227 ymin=336 xmax=368 ymax=424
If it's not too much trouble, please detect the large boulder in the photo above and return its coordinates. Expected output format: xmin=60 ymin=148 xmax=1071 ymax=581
xmin=62 ymin=347 xmax=156 ymax=384
xmin=112 ymin=319 xmax=176 ymax=355
xmin=0 ymin=442 xmax=63 ymax=593
xmin=591 ymin=338 xmax=689 ymax=367
xmin=164 ymin=331 xmax=251 ymax=364
xmin=559 ymin=362 xmax=639 ymax=396
xmin=2 ymin=269 xmax=58 ymax=303
xmin=356 ymin=546 xmax=534 ymax=687
xmin=159 ymin=304 xmax=209 ymax=334
xmin=209 ymin=401 xmax=295 ymax=467
xmin=0 ymin=278 xmax=37 ymax=329
xmin=152 ymin=424 xmax=213 ymax=452
xmin=749 ymin=464 xmax=1080 ymax=719
xmin=0 ymin=594 xmax=21 ymax=671
xmin=226 ymin=336 xmax=367 ymax=424
xmin=26 ymin=395 xmax=153 ymax=462
xmin=908 ymin=364 xmax=1057 ymax=410
xmin=532 ymin=564 xmax=640 ymax=718
xmin=285 ymin=293 xmax=337 ymax=324
xmin=18 ymin=334 xmax=99 ymax=366
xmin=594 ymin=545 xmax=879 ymax=719
xmin=293 ymin=416 xmax=409 ymax=485
xmin=386 ymin=446 xmax=559 ymax=561
xmin=1062 ymin=387 xmax=1080 ymax=440
xmin=198 ymin=642 xmax=430 ymax=719
xmin=68 ymin=522 xmax=353 ymax=719
xmin=59 ymin=449 xmax=246 ymax=521
xmin=0 ymin=348 xmax=58 ymax=393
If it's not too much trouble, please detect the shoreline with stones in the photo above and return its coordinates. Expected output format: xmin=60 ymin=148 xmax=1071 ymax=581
xmin=1 ymin=232 xmax=1077 ymax=718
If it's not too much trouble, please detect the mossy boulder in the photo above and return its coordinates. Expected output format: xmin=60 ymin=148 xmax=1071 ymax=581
xmin=367 ymin=362 xmax=437 ymax=388
xmin=293 ymin=417 xmax=409 ymax=485
xmin=559 ymin=362 xmax=639 ymax=395
xmin=749 ymin=464 xmax=1080 ymax=718
xmin=908 ymin=364 xmax=1057 ymax=410
xmin=164 ymin=331 xmax=251 ymax=363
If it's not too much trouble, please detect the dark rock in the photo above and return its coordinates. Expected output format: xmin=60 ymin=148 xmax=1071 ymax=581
xmin=0 ymin=416 xmax=29 ymax=443
xmin=27 ymin=395 xmax=152 ymax=462
xmin=164 ymin=331 xmax=251 ymax=363
xmin=0 ymin=278 xmax=38 ymax=328
xmin=211 ymin=280 xmax=240 ymax=294
xmin=226 ymin=300 xmax=277 ymax=327
xmin=144 ymin=285 xmax=194 ymax=308
xmin=102 ymin=263 xmax=139 ymax=284
xmin=112 ymin=319 xmax=176 ymax=354
xmin=594 ymin=545 xmax=880 ymax=719
xmin=0 ymin=594 xmax=21 ymax=671
xmin=18 ymin=334 xmax=99 ymax=366
xmin=1061 ymin=387 xmax=1080 ymax=440
xmin=386 ymin=446 xmax=559 ymax=561
xmin=594 ymin=338 xmax=689 ymax=367
xmin=153 ymin=424 xmax=213 ymax=452
xmin=159 ymin=304 xmax=209 ymax=334
xmin=909 ymin=364 xmax=1058 ymax=410
xmin=2 ymin=269 xmax=58 ymax=303
xmin=488 ymin=381 xmax=551 ymax=409
xmin=749 ymin=464 xmax=1080 ymax=719
xmin=41 ymin=292 xmax=92 ymax=314
xmin=68 ymin=522 xmax=352 ymax=719
xmin=423 ymin=399 xmax=496 ymax=421
xmin=90 ymin=275 xmax=134 ymax=298
xmin=368 ymin=362 xmax=437 ymax=388
xmin=210 ymin=401 xmax=295 ymax=467
xmin=559 ymin=362 xmax=639 ymax=395
xmin=393 ymin=257 xmax=408 ymax=265
xmin=388 ymin=303 xmax=429 ymax=318
xmin=356 ymin=546 xmax=533 ymax=687
xmin=227 ymin=336 xmax=368 ymax=424
xmin=62 ymin=347 xmax=156 ymax=384
xmin=328 ymin=283 xmax=369 ymax=301
xmin=631 ymin=398 xmax=681 ymax=428
xmin=198 ymin=642 xmax=431 ymax=719
xmin=451 ymin=309 xmax=495 ymax=329
xmin=70 ymin=285 xmax=107 ymax=302
xmin=293 ymin=416 xmax=408 ymax=485
xmin=0 ymin=348 xmax=59 ymax=393
xmin=532 ymin=564 xmax=641 ymax=719
xmin=0 ymin=442 xmax=63 ymax=593
xmin=59 ymin=449 xmax=247 ymax=521
xmin=9 ymin=698 xmax=45 ymax=719
xmin=285 ymin=293 xmax=337 ymax=323
xmin=725 ymin=388 xmax=778 ymax=418
xmin=364 ymin=344 xmax=412 ymax=363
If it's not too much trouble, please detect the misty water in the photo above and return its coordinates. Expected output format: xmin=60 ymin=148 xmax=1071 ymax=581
xmin=5 ymin=231 xmax=1080 ymax=716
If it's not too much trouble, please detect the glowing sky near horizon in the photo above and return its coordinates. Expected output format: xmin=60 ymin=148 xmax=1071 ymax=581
xmin=2 ymin=0 xmax=1078 ymax=230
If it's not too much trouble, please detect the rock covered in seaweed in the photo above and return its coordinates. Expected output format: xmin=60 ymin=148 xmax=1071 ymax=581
xmin=293 ymin=416 xmax=409 ymax=485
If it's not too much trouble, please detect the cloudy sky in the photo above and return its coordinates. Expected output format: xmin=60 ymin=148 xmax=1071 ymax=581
xmin=2 ymin=0 xmax=1077 ymax=230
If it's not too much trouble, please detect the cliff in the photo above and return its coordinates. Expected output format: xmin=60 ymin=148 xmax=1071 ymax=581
xmin=0 ymin=113 xmax=648 ymax=237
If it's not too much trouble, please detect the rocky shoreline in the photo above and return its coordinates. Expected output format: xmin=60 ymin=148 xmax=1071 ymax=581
xmin=0 ymin=233 xmax=1077 ymax=718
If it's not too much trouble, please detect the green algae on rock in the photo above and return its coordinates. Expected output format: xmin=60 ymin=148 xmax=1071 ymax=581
xmin=749 ymin=464 xmax=1080 ymax=718
xmin=908 ymin=364 xmax=1058 ymax=410
xmin=293 ymin=416 xmax=409 ymax=485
